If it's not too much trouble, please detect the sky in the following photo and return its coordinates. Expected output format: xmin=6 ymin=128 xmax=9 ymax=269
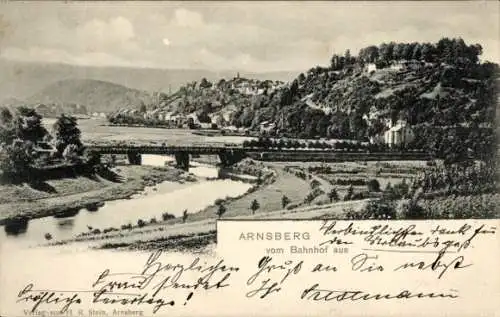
xmin=0 ymin=1 xmax=498 ymax=72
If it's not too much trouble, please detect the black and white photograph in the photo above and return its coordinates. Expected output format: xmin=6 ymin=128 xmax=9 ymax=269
xmin=0 ymin=1 xmax=498 ymax=316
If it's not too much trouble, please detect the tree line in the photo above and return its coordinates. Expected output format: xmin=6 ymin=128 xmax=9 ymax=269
xmin=0 ymin=107 xmax=83 ymax=183
xmin=332 ymin=37 xmax=484 ymax=70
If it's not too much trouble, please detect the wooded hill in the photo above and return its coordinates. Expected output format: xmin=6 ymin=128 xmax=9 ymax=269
xmin=111 ymin=37 xmax=499 ymax=162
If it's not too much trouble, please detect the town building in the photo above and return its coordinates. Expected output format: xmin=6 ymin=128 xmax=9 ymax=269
xmin=259 ymin=121 xmax=276 ymax=134
xmin=366 ymin=63 xmax=377 ymax=72
xmin=383 ymin=119 xmax=414 ymax=147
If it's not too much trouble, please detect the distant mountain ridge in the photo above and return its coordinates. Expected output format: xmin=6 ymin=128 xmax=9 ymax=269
xmin=25 ymin=79 xmax=155 ymax=114
xmin=0 ymin=60 xmax=299 ymax=101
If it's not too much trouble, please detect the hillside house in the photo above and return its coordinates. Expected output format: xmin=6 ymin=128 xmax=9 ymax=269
xmin=222 ymin=126 xmax=239 ymax=133
xmin=259 ymin=121 xmax=276 ymax=134
xmin=366 ymin=63 xmax=377 ymax=72
xmin=369 ymin=135 xmax=384 ymax=144
xmin=34 ymin=141 xmax=58 ymax=155
xmin=390 ymin=62 xmax=404 ymax=71
xmin=383 ymin=119 xmax=414 ymax=147
xmin=390 ymin=60 xmax=425 ymax=71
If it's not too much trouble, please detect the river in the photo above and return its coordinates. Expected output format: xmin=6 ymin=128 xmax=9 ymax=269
xmin=0 ymin=154 xmax=253 ymax=249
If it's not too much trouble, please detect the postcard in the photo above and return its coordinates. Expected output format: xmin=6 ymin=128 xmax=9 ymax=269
xmin=0 ymin=1 xmax=499 ymax=316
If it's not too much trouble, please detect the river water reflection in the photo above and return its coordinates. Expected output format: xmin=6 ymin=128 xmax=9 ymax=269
xmin=1 ymin=155 xmax=253 ymax=247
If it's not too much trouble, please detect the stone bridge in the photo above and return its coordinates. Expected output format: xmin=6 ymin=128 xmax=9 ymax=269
xmin=85 ymin=144 xmax=248 ymax=171
xmin=85 ymin=144 xmax=432 ymax=171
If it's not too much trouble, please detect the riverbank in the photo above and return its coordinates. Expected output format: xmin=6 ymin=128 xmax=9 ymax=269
xmin=2 ymin=157 xmax=375 ymax=252
xmin=36 ymin=160 xmax=343 ymax=250
xmin=0 ymin=165 xmax=192 ymax=224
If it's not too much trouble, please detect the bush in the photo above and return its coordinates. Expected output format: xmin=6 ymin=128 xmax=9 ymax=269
xmin=393 ymin=179 xmax=410 ymax=198
xmin=334 ymin=178 xmax=366 ymax=186
xmin=367 ymin=179 xmax=381 ymax=192
xmin=343 ymin=199 xmax=396 ymax=220
xmin=343 ymin=185 xmax=354 ymax=201
xmin=250 ymin=199 xmax=260 ymax=214
xmin=328 ymin=188 xmax=339 ymax=202
xmin=364 ymin=200 xmax=397 ymax=219
xmin=310 ymin=179 xmax=321 ymax=189
xmin=281 ymin=195 xmax=291 ymax=208
xmin=400 ymin=201 xmax=427 ymax=219
xmin=0 ymin=141 xmax=34 ymax=182
xmin=121 ymin=223 xmax=132 ymax=230
xmin=62 ymin=144 xmax=81 ymax=163
xmin=304 ymin=188 xmax=325 ymax=204
xmin=137 ymin=219 xmax=146 ymax=227
xmin=216 ymin=204 xmax=227 ymax=218
xmin=351 ymin=191 xmax=370 ymax=200
xmin=286 ymin=203 xmax=300 ymax=210
xmin=162 ymin=212 xmax=175 ymax=221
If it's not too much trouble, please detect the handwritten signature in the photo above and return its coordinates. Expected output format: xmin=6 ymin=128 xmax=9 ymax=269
xmin=17 ymin=250 xmax=240 ymax=314
xmin=14 ymin=221 xmax=497 ymax=313
xmin=318 ymin=221 xmax=496 ymax=254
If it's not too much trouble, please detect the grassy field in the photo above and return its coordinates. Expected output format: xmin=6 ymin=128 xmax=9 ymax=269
xmin=184 ymin=163 xmax=313 ymax=221
xmin=47 ymin=118 xmax=252 ymax=145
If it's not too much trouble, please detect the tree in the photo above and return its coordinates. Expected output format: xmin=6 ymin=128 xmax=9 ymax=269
xmin=0 ymin=107 xmax=13 ymax=124
xmin=158 ymin=92 xmax=169 ymax=105
xmin=0 ymin=141 xmax=33 ymax=182
xmin=62 ymin=144 xmax=80 ymax=162
xmin=217 ymin=78 xmax=227 ymax=89
xmin=256 ymin=170 xmax=263 ymax=185
xmin=290 ymin=79 xmax=299 ymax=97
xmin=367 ymin=179 xmax=381 ymax=192
xmin=14 ymin=107 xmax=47 ymax=142
xmin=412 ymin=43 xmax=422 ymax=60
xmin=364 ymin=199 xmax=397 ymax=219
xmin=200 ymin=78 xmax=212 ymax=89
xmin=330 ymin=54 xmax=341 ymax=70
xmin=328 ymin=188 xmax=339 ymax=202
xmin=420 ymin=43 xmax=434 ymax=62
xmin=359 ymin=45 xmax=379 ymax=63
xmin=393 ymin=43 xmax=405 ymax=61
xmin=53 ymin=114 xmax=82 ymax=155
xmin=344 ymin=185 xmax=354 ymax=201
xmin=393 ymin=178 xmax=410 ymax=199
xmin=281 ymin=195 xmax=291 ymax=208
xmin=182 ymin=209 xmax=188 ymax=223
xmin=0 ymin=108 xmax=16 ymax=144
xmin=379 ymin=42 xmax=395 ymax=63
xmin=344 ymin=49 xmax=352 ymax=65
xmin=401 ymin=198 xmax=426 ymax=219
xmin=216 ymin=204 xmax=227 ymax=218
xmin=250 ymin=199 xmax=260 ymax=214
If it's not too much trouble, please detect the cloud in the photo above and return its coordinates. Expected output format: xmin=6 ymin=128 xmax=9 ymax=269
xmin=172 ymin=8 xmax=204 ymax=28
xmin=76 ymin=16 xmax=135 ymax=47
xmin=1 ymin=46 xmax=142 ymax=68
xmin=0 ymin=2 xmax=498 ymax=72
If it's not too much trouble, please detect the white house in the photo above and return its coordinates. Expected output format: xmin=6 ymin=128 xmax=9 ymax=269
xmin=259 ymin=121 xmax=276 ymax=134
xmin=366 ymin=63 xmax=377 ymax=72
xmin=383 ymin=119 xmax=414 ymax=147
xmin=390 ymin=63 xmax=404 ymax=71
xmin=223 ymin=125 xmax=239 ymax=133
